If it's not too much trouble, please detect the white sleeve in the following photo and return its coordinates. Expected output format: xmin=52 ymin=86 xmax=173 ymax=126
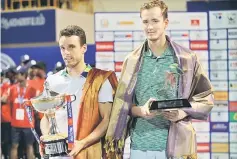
xmin=98 ymin=79 xmax=113 ymax=103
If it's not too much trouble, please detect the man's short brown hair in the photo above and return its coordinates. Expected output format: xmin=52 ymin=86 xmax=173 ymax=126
xmin=140 ymin=0 xmax=168 ymax=19
xmin=59 ymin=25 xmax=86 ymax=46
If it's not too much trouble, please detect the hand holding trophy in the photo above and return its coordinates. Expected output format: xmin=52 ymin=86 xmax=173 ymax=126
xmin=24 ymin=81 xmax=76 ymax=158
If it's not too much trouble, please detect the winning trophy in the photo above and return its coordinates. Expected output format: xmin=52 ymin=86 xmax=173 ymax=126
xmin=24 ymin=81 xmax=76 ymax=158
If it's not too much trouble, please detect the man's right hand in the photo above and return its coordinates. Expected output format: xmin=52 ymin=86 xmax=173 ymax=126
xmin=139 ymin=98 xmax=158 ymax=119
xmin=39 ymin=136 xmax=45 ymax=157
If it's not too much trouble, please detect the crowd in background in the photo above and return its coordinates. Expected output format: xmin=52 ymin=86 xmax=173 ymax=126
xmin=1 ymin=55 xmax=65 ymax=159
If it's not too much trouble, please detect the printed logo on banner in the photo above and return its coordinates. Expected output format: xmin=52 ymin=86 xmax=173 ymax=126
xmin=211 ymin=112 xmax=229 ymax=122
xmin=210 ymin=40 xmax=227 ymax=50
xmin=95 ymin=32 xmax=114 ymax=41
xmin=211 ymin=132 xmax=229 ymax=142
xmin=210 ymin=71 xmax=228 ymax=81
xmin=211 ymin=81 xmax=228 ymax=91
xmin=210 ymin=122 xmax=229 ymax=132
xmin=191 ymin=19 xmax=200 ymax=26
xmin=190 ymin=31 xmax=208 ymax=40
xmin=170 ymin=31 xmax=189 ymax=40
xmin=228 ymin=29 xmax=237 ymax=38
xmin=227 ymin=12 xmax=237 ymax=25
xmin=174 ymin=41 xmax=190 ymax=49
xmin=230 ymin=133 xmax=237 ymax=143
xmin=192 ymin=122 xmax=210 ymax=132
xmin=115 ymin=62 xmax=123 ymax=72
xmin=230 ymin=112 xmax=237 ymax=122
xmin=230 ymin=82 xmax=237 ymax=91
xmin=229 ymin=61 xmax=237 ymax=70
xmin=229 ymin=91 xmax=237 ymax=101
xmin=212 ymin=153 xmax=229 ymax=159
xmin=229 ymin=71 xmax=237 ymax=80
xmin=96 ymin=52 xmax=114 ymax=62
xmin=210 ymin=61 xmax=227 ymax=70
xmin=230 ymin=122 xmax=237 ymax=132
xmin=209 ymin=12 xmax=223 ymax=29
xmin=114 ymin=32 xmax=133 ymax=41
xmin=196 ymin=133 xmax=210 ymax=143
xmin=96 ymin=62 xmax=114 ymax=71
xmin=133 ymin=31 xmax=145 ymax=41
xmin=210 ymin=29 xmax=227 ymax=39
xmin=114 ymin=52 xmax=128 ymax=62
xmin=190 ymin=41 xmax=208 ymax=50
xmin=213 ymin=92 xmax=228 ymax=101
xmin=197 ymin=153 xmax=210 ymax=159
xmin=210 ymin=50 xmax=228 ymax=60
xmin=96 ymin=42 xmax=114 ymax=52
xmin=229 ymin=40 xmax=237 ymax=49
xmin=230 ymin=143 xmax=237 ymax=153
xmin=229 ymin=50 xmax=237 ymax=60
xmin=211 ymin=143 xmax=229 ymax=153
xmin=195 ymin=51 xmax=209 ymax=61
xmin=212 ymin=101 xmax=228 ymax=112
xmin=230 ymin=102 xmax=237 ymax=112
xmin=114 ymin=42 xmax=133 ymax=52
xmin=197 ymin=143 xmax=210 ymax=152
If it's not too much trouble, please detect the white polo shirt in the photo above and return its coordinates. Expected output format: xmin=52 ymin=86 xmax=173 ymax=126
xmin=46 ymin=68 xmax=113 ymax=138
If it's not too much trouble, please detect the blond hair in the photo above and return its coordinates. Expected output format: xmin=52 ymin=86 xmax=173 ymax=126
xmin=140 ymin=0 xmax=168 ymax=19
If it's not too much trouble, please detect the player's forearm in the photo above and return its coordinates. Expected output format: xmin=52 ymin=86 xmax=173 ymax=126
xmin=131 ymin=105 xmax=144 ymax=117
xmin=82 ymin=118 xmax=110 ymax=148
xmin=40 ymin=115 xmax=50 ymax=135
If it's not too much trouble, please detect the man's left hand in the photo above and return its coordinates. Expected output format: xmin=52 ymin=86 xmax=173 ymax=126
xmin=68 ymin=140 xmax=86 ymax=156
xmin=162 ymin=110 xmax=187 ymax=122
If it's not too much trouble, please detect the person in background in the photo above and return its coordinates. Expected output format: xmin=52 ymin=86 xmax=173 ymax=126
xmin=105 ymin=0 xmax=214 ymax=159
xmin=9 ymin=65 xmax=36 ymax=159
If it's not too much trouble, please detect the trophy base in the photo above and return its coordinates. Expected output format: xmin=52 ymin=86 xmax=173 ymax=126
xmin=42 ymin=136 xmax=68 ymax=157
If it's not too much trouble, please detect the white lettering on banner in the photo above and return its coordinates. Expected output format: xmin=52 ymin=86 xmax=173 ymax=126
xmin=230 ymin=123 xmax=237 ymax=132
xmin=196 ymin=133 xmax=210 ymax=143
xmin=115 ymin=62 xmax=123 ymax=72
xmin=229 ymin=91 xmax=237 ymax=101
xmin=229 ymin=40 xmax=237 ymax=49
xmin=210 ymin=50 xmax=227 ymax=60
xmin=1 ymin=14 xmax=45 ymax=29
xmin=230 ymin=133 xmax=237 ymax=142
xmin=114 ymin=52 xmax=128 ymax=62
xmin=190 ymin=30 xmax=208 ymax=40
xmin=210 ymin=61 xmax=227 ymax=70
xmin=174 ymin=41 xmax=190 ymax=49
xmin=229 ymin=71 xmax=237 ymax=80
xmin=133 ymin=31 xmax=145 ymax=41
xmin=211 ymin=153 xmax=229 ymax=159
xmin=211 ymin=82 xmax=228 ymax=91
xmin=96 ymin=42 xmax=114 ymax=52
xmin=114 ymin=42 xmax=133 ymax=52
xmin=229 ymin=81 xmax=237 ymax=91
xmin=210 ymin=71 xmax=228 ymax=80
xmin=228 ymin=29 xmax=237 ymax=38
xmin=195 ymin=51 xmax=209 ymax=61
xmin=190 ymin=41 xmax=208 ymax=50
xmin=211 ymin=112 xmax=229 ymax=122
xmin=230 ymin=143 xmax=237 ymax=153
xmin=211 ymin=132 xmax=229 ymax=142
xmin=170 ymin=31 xmax=189 ymax=40
xmin=95 ymin=52 xmax=114 ymax=62
xmin=114 ymin=32 xmax=133 ymax=41
xmin=210 ymin=29 xmax=227 ymax=39
xmin=197 ymin=153 xmax=210 ymax=159
xmin=96 ymin=62 xmax=114 ymax=71
xmin=95 ymin=32 xmax=114 ymax=41
xmin=197 ymin=143 xmax=210 ymax=152
xmin=229 ymin=50 xmax=237 ymax=60
xmin=210 ymin=40 xmax=227 ymax=50
xmin=192 ymin=122 xmax=210 ymax=132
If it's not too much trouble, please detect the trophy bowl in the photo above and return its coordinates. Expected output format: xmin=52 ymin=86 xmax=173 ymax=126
xmin=30 ymin=92 xmax=65 ymax=113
